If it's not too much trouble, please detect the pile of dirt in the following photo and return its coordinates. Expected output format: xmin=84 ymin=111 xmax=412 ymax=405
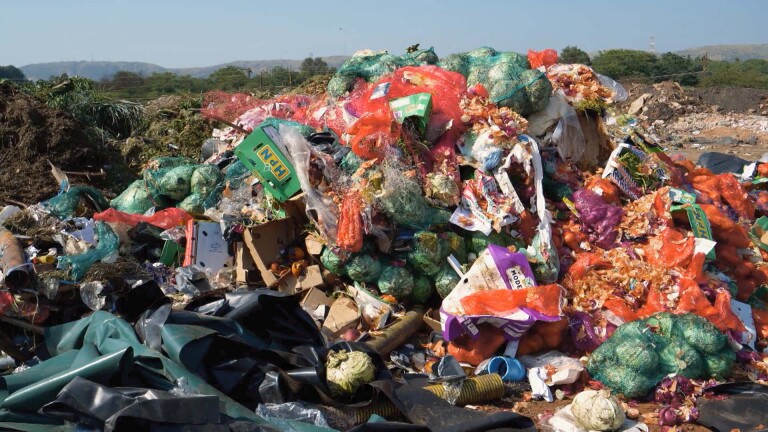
xmin=619 ymin=81 xmax=708 ymax=122
xmin=0 ymin=83 xmax=109 ymax=205
xmin=693 ymin=86 xmax=768 ymax=114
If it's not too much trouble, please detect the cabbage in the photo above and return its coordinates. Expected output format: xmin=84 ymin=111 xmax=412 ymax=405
xmin=325 ymin=350 xmax=375 ymax=397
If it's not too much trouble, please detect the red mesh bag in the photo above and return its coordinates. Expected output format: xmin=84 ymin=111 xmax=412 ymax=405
xmin=604 ymin=297 xmax=639 ymax=323
xmin=567 ymin=252 xmax=612 ymax=281
xmin=676 ymin=277 xmax=744 ymax=332
xmin=345 ymin=108 xmax=398 ymax=159
xmin=527 ymin=49 xmax=558 ymax=68
xmin=459 ymin=284 xmax=562 ymax=317
xmin=95 ymin=208 xmax=193 ymax=230
xmin=700 ymin=204 xmax=751 ymax=248
xmin=200 ymin=91 xmax=265 ymax=122
xmin=718 ymin=173 xmax=755 ymax=220
xmin=644 ymin=228 xmax=694 ymax=270
xmin=753 ymin=308 xmax=768 ymax=341
xmin=447 ymin=325 xmax=506 ymax=366
xmin=637 ymin=288 xmax=669 ymax=318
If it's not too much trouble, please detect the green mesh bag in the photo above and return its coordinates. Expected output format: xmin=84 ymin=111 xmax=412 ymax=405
xmin=190 ymin=164 xmax=224 ymax=196
xmin=45 ymin=186 xmax=109 ymax=219
xmin=465 ymin=230 xmax=516 ymax=255
xmin=347 ymin=254 xmax=382 ymax=283
xmin=110 ymin=180 xmax=170 ymax=214
xmin=434 ymin=263 xmax=460 ymax=299
xmin=410 ymin=276 xmax=434 ymax=304
xmin=142 ymin=157 xmax=196 ymax=200
xmin=407 ymin=231 xmax=447 ymax=277
xmin=442 ymin=232 xmax=467 ymax=263
xmin=224 ymin=160 xmax=252 ymax=190
xmin=438 ymin=47 xmax=552 ymax=116
xmin=178 ymin=193 xmax=206 ymax=215
xmin=57 ymin=222 xmax=119 ymax=281
xmin=327 ymin=48 xmax=439 ymax=97
xmin=587 ymin=313 xmax=734 ymax=398
xmin=377 ymin=266 xmax=414 ymax=301
xmin=320 ymin=247 xmax=347 ymax=276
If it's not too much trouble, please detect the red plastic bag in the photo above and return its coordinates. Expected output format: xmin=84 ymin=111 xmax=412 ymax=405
xmin=527 ymin=49 xmax=558 ymax=68
xmin=95 ymin=208 xmax=193 ymax=230
xmin=459 ymin=284 xmax=562 ymax=317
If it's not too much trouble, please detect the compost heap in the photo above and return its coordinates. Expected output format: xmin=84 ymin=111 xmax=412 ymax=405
xmin=2 ymin=47 xmax=768 ymax=432
xmin=0 ymin=83 xmax=108 ymax=204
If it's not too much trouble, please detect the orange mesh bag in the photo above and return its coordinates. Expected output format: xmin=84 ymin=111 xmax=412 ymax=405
xmin=345 ymin=108 xmax=398 ymax=159
xmin=604 ymin=297 xmax=639 ymax=323
xmin=700 ymin=204 xmax=751 ymax=248
xmin=718 ymin=173 xmax=755 ymax=220
xmin=643 ymin=228 xmax=694 ymax=270
xmin=336 ymin=191 xmax=364 ymax=252
xmin=637 ymin=288 xmax=669 ymax=318
xmin=447 ymin=325 xmax=507 ymax=366
xmin=753 ymin=308 xmax=768 ymax=341
xmin=585 ymin=176 xmax=621 ymax=205
xmin=527 ymin=49 xmax=558 ymax=69
xmin=458 ymin=284 xmax=562 ymax=317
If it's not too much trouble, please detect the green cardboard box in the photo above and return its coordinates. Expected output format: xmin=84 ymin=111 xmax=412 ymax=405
xmin=235 ymin=123 xmax=301 ymax=202
xmin=389 ymin=93 xmax=432 ymax=138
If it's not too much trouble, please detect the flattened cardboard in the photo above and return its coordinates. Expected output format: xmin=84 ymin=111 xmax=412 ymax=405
xmin=322 ymin=296 xmax=361 ymax=338
xmin=234 ymin=242 xmax=258 ymax=284
xmin=280 ymin=265 xmax=325 ymax=295
xmin=243 ymin=218 xmax=296 ymax=286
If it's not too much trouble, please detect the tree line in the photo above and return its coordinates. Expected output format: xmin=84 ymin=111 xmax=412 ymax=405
xmin=3 ymin=50 xmax=768 ymax=101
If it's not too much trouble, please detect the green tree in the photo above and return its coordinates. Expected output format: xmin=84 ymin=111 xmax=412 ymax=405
xmin=654 ymin=53 xmax=699 ymax=86
xmin=209 ymin=66 xmax=249 ymax=90
xmin=559 ymin=46 xmax=591 ymax=65
xmin=591 ymin=49 xmax=657 ymax=80
xmin=300 ymin=57 xmax=331 ymax=76
xmin=0 ymin=65 xmax=26 ymax=81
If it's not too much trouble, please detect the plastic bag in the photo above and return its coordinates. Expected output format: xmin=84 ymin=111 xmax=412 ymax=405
xmin=518 ymin=351 xmax=585 ymax=385
xmin=57 ymin=222 xmax=119 ymax=281
xmin=459 ymin=284 xmax=562 ymax=318
xmin=596 ymin=74 xmax=628 ymax=103
xmin=94 ymin=208 xmax=193 ymax=230
xmin=44 ymin=186 xmax=109 ymax=219
xmin=281 ymin=125 xmax=339 ymax=243
xmin=573 ymin=189 xmax=624 ymax=249
xmin=527 ymin=49 xmax=558 ymax=69
xmin=256 ymin=402 xmax=330 ymax=428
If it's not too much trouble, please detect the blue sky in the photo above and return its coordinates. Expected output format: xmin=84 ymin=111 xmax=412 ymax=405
xmin=2 ymin=0 xmax=766 ymax=67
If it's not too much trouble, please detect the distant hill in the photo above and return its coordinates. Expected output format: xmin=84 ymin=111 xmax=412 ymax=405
xmin=21 ymin=61 xmax=166 ymax=81
xmin=20 ymin=56 xmax=350 ymax=81
xmin=675 ymin=44 xmax=768 ymax=61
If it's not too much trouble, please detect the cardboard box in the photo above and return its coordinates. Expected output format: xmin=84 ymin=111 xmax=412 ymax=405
xmin=423 ymin=308 xmax=442 ymax=333
xmin=234 ymin=123 xmax=301 ymax=202
xmin=243 ymin=218 xmax=297 ymax=286
xmin=280 ymin=265 xmax=325 ymax=295
xmin=304 ymin=233 xmax=325 ymax=256
xmin=322 ymin=296 xmax=361 ymax=338
xmin=234 ymin=242 xmax=258 ymax=284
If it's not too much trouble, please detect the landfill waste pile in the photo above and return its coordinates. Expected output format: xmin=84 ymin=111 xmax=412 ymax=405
xmin=3 ymin=46 xmax=768 ymax=432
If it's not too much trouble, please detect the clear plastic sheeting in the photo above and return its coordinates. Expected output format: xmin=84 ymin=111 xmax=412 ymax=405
xmin=256 ymin=402 xmax=331 ymax=428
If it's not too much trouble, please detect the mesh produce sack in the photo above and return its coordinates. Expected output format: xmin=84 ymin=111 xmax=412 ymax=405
xmin=587 ymin=312 xmax=735 ymax=398
xmin=327 ymin=48 xmax=439 ymax=97
xmin=110 ymin=180 xmax=170 ymax=214
xmin=438 ymin=47 xmax=552 ymax=116
xmin=201 ymin=91 xmax=264 ymax=122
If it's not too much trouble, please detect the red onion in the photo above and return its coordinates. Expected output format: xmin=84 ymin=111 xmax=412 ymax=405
xmin=341 ymin=328 xmax=361 ymax=342
xmin=658 ymin=406 xmax=679 ymax=426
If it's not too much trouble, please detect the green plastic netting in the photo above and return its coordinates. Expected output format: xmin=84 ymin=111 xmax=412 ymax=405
xmin=410 ymin=276 xmax=434 ymax=304
xmin=110 ymin=180 xmax=170 ymax=214
xmin=320 ymin=247 xmax=347 ymax=276
xmin=327 ymin=48 xmax=439 ymax=97
xmin=434 ymin=263 xmax=460 ymax=299
xmin=377 ymin=266 xmax=414 ymax=300
xmin=346 ymin=254 xmax=383 ymax=283
xmin=587 ymin=313 xmax=736 ymax=398
xmin=438 ymin=47 xmax=552 ymax=116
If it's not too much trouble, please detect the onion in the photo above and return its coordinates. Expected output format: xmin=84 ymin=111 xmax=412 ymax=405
xmin=658 ymin=407 xmax=679 ymax=426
